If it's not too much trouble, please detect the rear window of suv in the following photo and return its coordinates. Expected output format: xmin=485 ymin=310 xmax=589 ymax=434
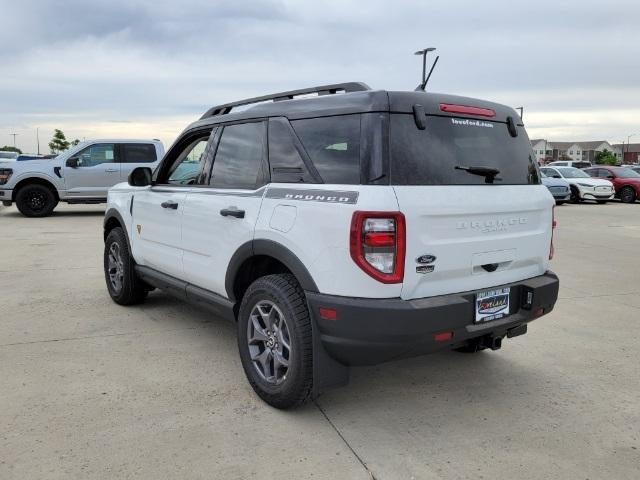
xmin=389 ymin=114 xmax=539 ymax=185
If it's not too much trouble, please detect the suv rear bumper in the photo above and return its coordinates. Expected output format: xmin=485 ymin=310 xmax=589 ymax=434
xmin=306 ymin=271 xmax=559 ymax=366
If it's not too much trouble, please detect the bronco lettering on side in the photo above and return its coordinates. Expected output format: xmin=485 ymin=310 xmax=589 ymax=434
xmin=265 ymin=188 xmax=359 ymax=204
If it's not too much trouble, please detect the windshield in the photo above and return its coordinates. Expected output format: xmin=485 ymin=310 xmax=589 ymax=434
xmin=557 ymin=167 xmax=589 ymax=178
xmin=389 ymin=115 xmax=540 ymax=185
xmin=0 ymin=152 xmax=18 ymax=160
xmin=614 ymin=167 xmax=640 ymax=178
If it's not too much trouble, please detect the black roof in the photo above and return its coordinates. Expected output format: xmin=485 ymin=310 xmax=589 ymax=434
xmin=185 ymin=81 xmax=521 ymax=132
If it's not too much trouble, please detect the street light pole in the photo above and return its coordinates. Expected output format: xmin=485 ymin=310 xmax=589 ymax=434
xmin=10 ymin=133 xmax=18 ymax=149
xmin=625 ymin=134 xmax=637 ymax=163
xmin=516 ymin=107 xmax=524 ymax=120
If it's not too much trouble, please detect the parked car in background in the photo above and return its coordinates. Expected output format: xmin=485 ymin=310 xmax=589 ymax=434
xmin=541 ymin=171 xmax=570 ymax=204
xmin=622 ymin=165 xmax=640 ymax=175
xmin=17 ymin=154 xmax=46 ymax=161
xmin=584 ymin=166 xmax=640 ymax=203
xmin=0 ymin=151 xmax=18 ymax=161
xmin=548 ymin=160 xmax=592 ymax=169
xmin=540 ymin=166 xmax=614 ymax=203
xmin=0 ymin=139 xmax=164 ymax=216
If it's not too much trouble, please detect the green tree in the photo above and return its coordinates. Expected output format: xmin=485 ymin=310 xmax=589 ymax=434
xmin=1 ymin=145 xmax=22 ymax=154
xmin=49 ymin=129 xmax=70 ymax=154
xmin=594 ymin=149 xmax=617 ymax=166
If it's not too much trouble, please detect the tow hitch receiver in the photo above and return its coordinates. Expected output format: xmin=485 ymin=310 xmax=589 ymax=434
xmin=483 ymin=335 xmax=503 ymax=351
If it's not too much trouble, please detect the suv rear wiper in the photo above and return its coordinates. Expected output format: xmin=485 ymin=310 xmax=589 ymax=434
xmin=455 ymin=165 xmax=501 ymax=184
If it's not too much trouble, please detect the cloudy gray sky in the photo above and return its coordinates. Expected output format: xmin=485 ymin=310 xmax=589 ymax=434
xmin=1 ymin=0 xmax=639 ymax=153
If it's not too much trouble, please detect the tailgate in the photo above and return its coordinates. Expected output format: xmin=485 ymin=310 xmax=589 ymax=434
xmin=394 ymin=185 xmax=553 ymax=300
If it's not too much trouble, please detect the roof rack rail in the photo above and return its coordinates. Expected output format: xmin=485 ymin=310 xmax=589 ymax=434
xmin=200 ymin=82 xmax=371 ymax=119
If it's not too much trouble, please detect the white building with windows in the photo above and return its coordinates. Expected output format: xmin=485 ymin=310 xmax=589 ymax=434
xmin=530 ymin=140 xmax=619 ymax=164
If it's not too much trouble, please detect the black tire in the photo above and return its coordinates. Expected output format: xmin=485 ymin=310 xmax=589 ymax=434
xmin=620 ymin=186 xmax=636 ymax=204
xmin=104 ymin=227 xmax=148 ymax=305
xmin=569 ymin=186 xmax=581 ymax=204
xmin=596 ymin=200 xmax=607 ymax=204
xmin=15 ymin=184 xmax=58 ymax=217
xmin=556 ymin=201 xmax=566 ymax=205
xmin=237 ymin=274 xmax=313 ymax=409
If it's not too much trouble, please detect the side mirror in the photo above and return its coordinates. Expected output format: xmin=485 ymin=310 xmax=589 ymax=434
xmin=128 ymin=167 xmax=153 ymax=187
xmin=607 ymin=175 xmax=614 ymax=179
xmin=66 ymin=157 xmax=79 ymax=168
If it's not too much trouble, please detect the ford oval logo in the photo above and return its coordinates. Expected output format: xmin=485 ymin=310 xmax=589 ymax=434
xmin=416 ymin=255 xmax=436 ymax=264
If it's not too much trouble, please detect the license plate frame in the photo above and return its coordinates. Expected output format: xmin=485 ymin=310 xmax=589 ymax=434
xmin=475 ymin=287 xmax=511 ymax=323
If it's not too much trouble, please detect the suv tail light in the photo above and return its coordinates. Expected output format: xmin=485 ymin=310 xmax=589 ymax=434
xmin=549 ymin=206 xmax=556 ymax=260
xmin=350 ymin=211 xmax=405 ymax=283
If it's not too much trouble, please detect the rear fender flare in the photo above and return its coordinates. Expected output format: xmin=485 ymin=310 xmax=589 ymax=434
xmin=225 ymin=240 xmax=319 ymax=301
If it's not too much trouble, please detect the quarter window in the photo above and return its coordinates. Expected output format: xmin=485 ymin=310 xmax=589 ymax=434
xmin=211 ymin=122 xmax=266 ymax=189
xmin=290 ymin=115 xmax=361 ymax=184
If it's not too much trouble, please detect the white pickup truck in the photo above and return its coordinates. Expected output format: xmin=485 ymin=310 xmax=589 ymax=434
xmin=0 ymin=139 xmax=164 ymax=217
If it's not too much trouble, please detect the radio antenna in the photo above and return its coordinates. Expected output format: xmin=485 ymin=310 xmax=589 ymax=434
xmin=414 ymin=47 xmax=438 ymax=91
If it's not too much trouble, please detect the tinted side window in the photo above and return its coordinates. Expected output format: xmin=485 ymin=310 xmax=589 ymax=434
xmin=290 ymin=115 xmax=361 ymax=184
xmin=268 ymin=118 xmax=315 ymax=183
xmin=211 ymin=122 xmax=265 ymax=189
xmin=76 ymin=143 xmax=115 ymax=167
xmin=122 ymin=144 xmax=157 ymax=163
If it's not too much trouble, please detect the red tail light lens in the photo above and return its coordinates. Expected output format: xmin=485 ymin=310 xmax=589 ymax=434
xmin=350 ymin=211 xmax=405 ymax=283
xmin=549 ymin=207 xmax=556 ymax=260
xmin=439 ymin=103 xmax=496 ymax=118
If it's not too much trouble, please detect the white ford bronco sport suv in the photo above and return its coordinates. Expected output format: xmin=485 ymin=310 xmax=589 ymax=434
xmin=103 ymin=82 xmax=559 ymax=409
xmin=0 ymin=139 xmax=163 ymax=217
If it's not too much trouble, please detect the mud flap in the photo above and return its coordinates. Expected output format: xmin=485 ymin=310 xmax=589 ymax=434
xmin=310 ymin=315 xmax=350 ymax=399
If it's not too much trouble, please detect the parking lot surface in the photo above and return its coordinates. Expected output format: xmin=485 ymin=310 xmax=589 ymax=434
xmin=1 ymin=202 xmax=639 ymax=479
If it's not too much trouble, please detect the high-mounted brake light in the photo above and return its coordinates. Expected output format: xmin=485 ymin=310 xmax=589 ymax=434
xmin=549 ymin=207 xmax=556 ymax=260
xmin=439 ymin=103 xmax=496 ymax=118
xmin=350 ymin=211 xmax=405 ymax=284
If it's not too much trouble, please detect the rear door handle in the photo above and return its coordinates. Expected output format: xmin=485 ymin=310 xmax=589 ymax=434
xmin=105 ymin=168 xmax=119 ymax=173
xmin=161 ymin=201 xmax=179 ymax=210
xmin=220 ymin=207 xmax=245 ymax=218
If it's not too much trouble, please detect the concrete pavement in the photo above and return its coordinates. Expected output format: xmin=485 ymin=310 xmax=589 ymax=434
xmin=1 ymin=202 xmax=639 ymax=479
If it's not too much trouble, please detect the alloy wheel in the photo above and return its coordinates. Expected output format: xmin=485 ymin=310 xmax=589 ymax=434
xmin=246 ymin=300 xmax=291 ymax=385
xmin=107 ymin=242 xmax=125 ymax=293
xmin=26 ymin=191 xmax=47 ymax=212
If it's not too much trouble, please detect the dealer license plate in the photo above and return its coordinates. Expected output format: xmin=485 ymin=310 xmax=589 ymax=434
xmin=475 ymin=287 xmax=510 ymax=323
